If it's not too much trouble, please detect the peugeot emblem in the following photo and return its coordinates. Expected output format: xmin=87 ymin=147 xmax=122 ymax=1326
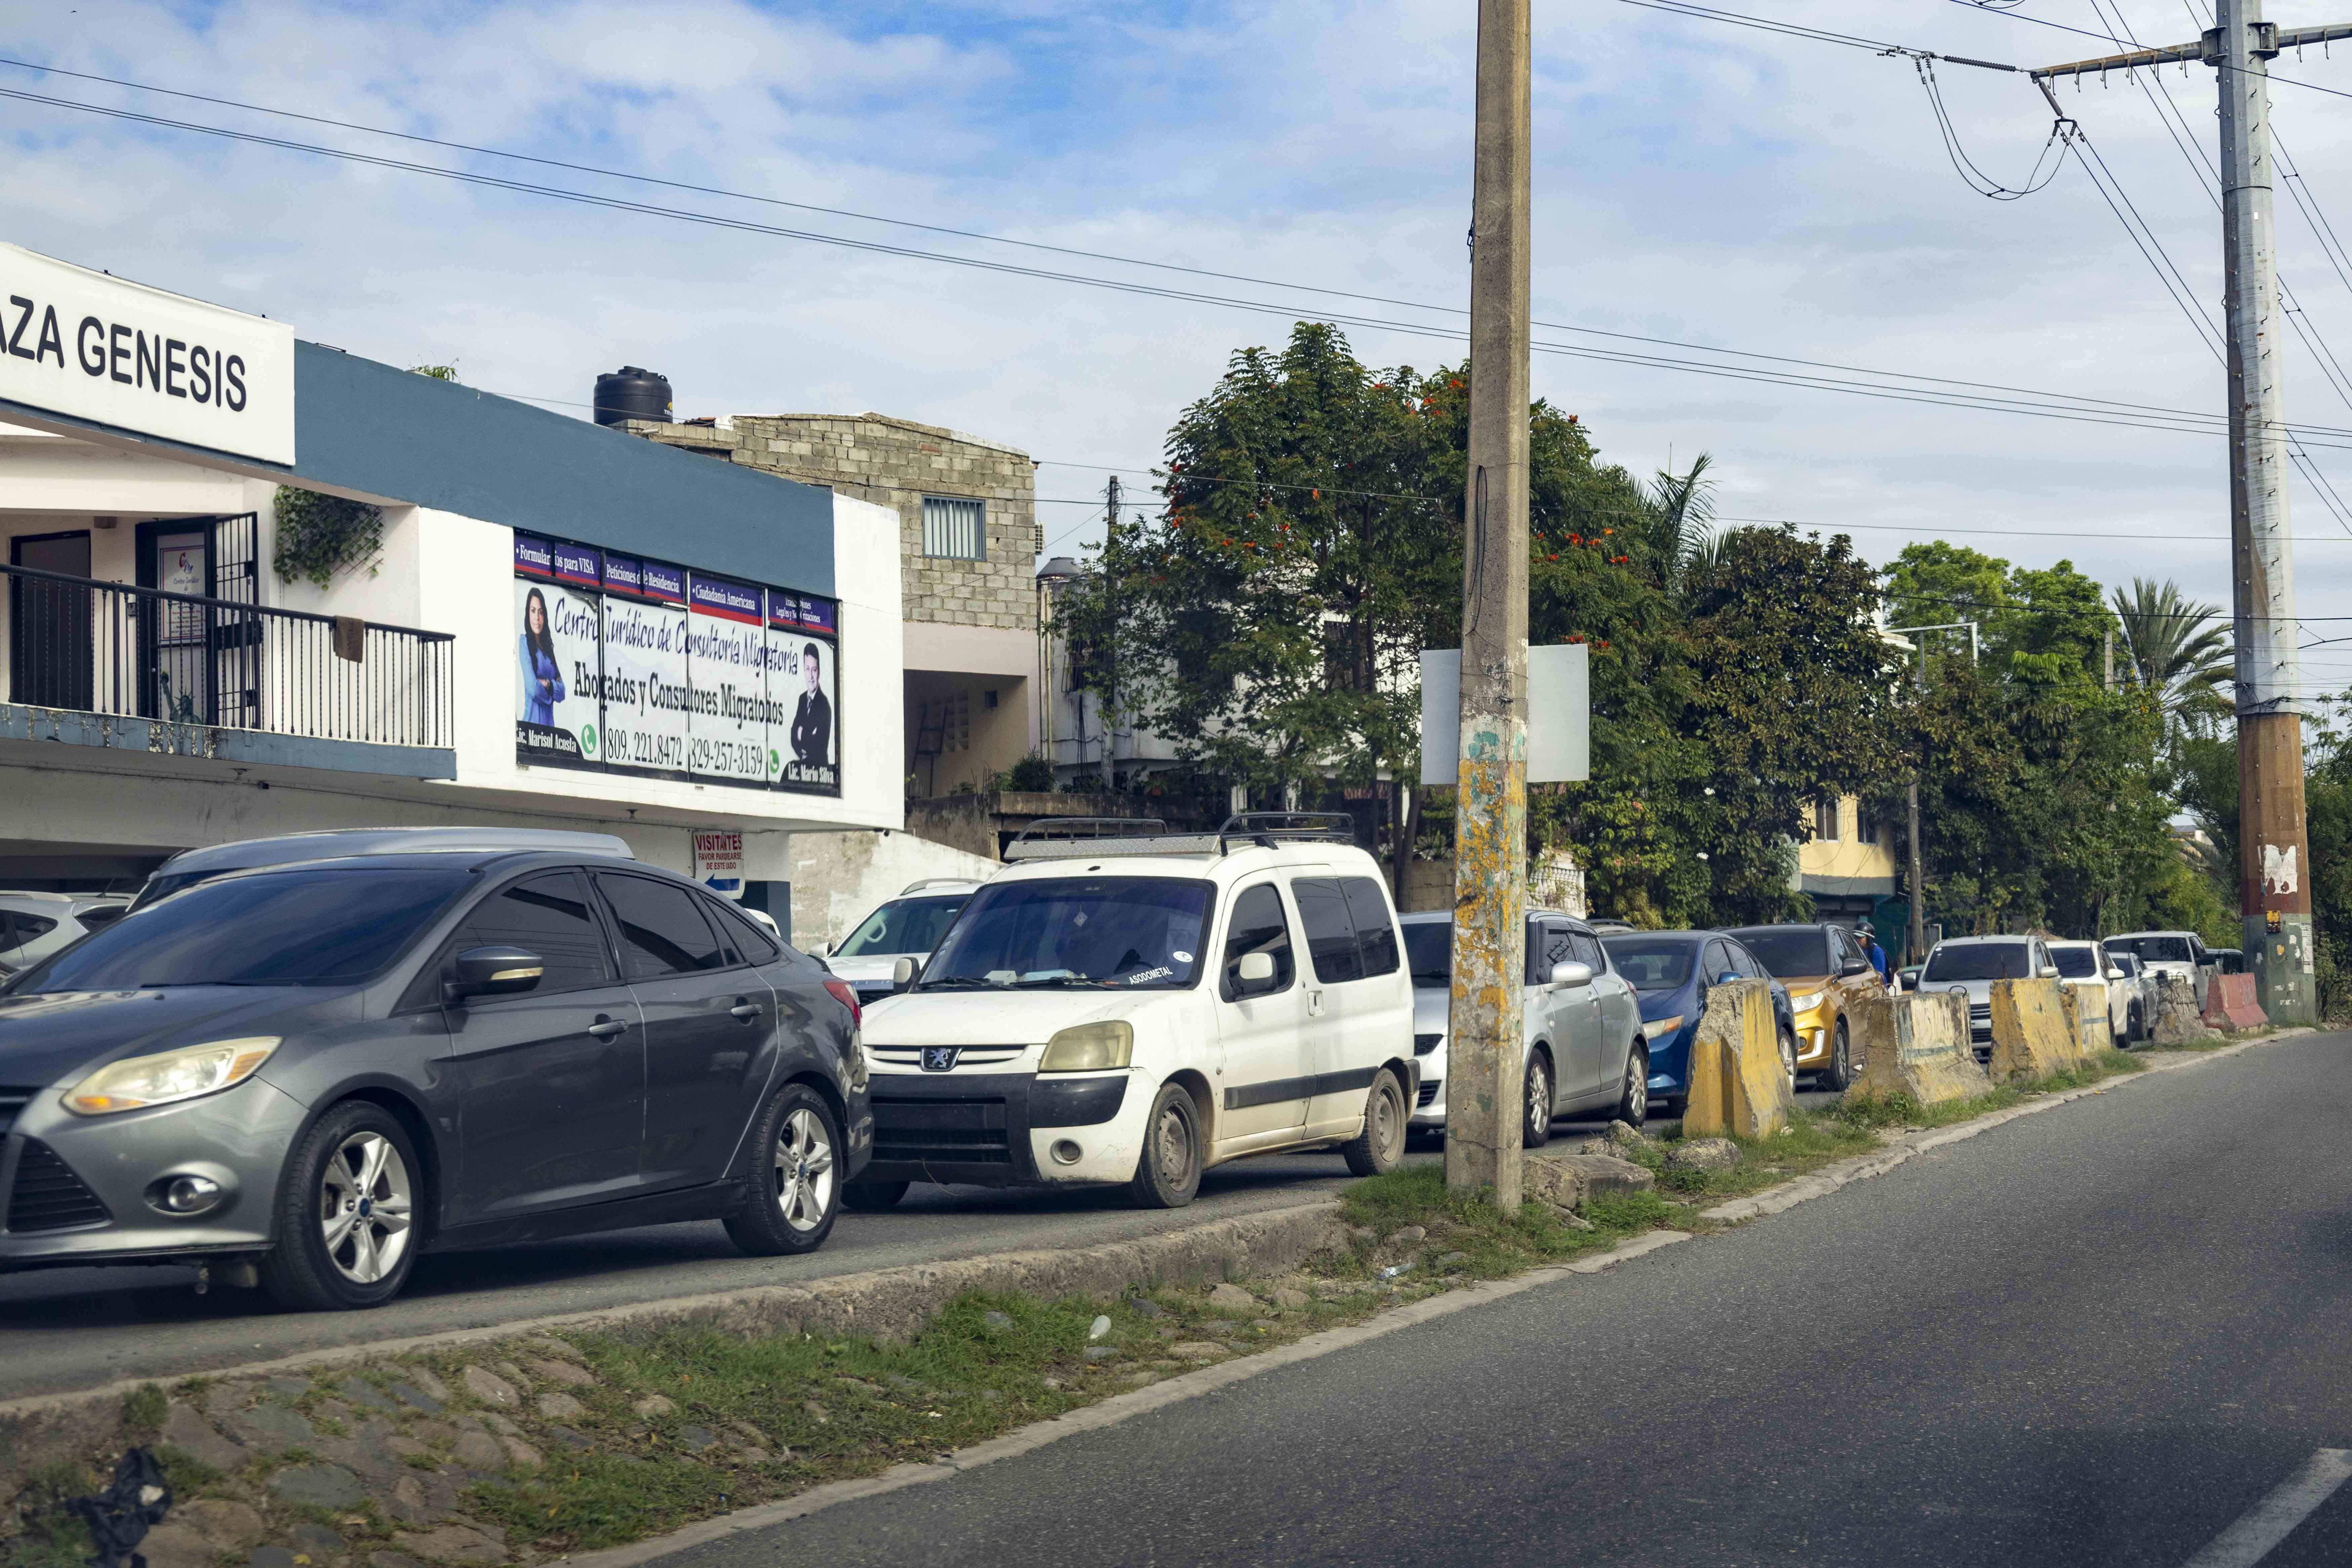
xmin=922 ymin=1047 xmax=960 ymax=1072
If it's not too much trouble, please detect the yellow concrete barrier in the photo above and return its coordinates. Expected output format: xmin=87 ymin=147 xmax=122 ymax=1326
xmin=1989 ymin=977 xmax=2082 ymax=1083
xmin=1682 ymin=978 xmax=1792 ymax=1139
xmin=2058 ymin=985 xmax=2109 ymax=1061
xmin=1850 ymin=991 xmax=1991 ymax=1106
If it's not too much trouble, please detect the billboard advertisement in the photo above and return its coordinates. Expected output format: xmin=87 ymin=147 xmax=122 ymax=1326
xmin=513 ymin=536 xmax=605 ymax=768
xmin=514 ymin=533 xmax=838 ymax=796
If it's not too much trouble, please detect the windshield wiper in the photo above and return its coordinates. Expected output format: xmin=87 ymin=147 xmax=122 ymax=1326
xmin=1014 ymin=975 xmax=1094 ymax=988
xmin=915 ymin=976 xmax=1002 ymax=990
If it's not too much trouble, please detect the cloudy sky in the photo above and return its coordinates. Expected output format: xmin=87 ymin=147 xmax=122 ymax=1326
xmin=10 ymin=0 xmax=2352 ymax=689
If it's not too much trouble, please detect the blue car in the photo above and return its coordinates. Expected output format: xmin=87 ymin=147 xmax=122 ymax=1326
xmin=1598 ymin=930 xmax=1797 ymax=1116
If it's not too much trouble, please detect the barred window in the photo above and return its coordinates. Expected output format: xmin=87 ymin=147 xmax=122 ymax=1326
xmin=921 ymin=496 xmax=986 ymax=560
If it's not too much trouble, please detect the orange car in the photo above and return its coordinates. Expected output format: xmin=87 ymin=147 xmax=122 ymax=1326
xmin=1721 ymin=923 xmax=1883 ymax=1089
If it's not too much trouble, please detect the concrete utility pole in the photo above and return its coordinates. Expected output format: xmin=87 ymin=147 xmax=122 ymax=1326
xmin=1100 ymin=476 xmax=1120 ymax=791
xmin=1906 ymin=781 xmax=1925 ymax=966
xmin=2035 ymin=8 xmax=2352 ymax=1022
xmin=1445 ymin=0 xmax=1532 ymax=1206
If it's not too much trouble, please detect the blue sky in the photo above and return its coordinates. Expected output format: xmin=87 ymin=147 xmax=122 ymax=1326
xmin=10 ymin=0 xmax=2352 ymax=691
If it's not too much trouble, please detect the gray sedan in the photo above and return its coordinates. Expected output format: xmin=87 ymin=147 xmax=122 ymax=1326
xmin=0 ymin=848 xmax=870 ymax=1310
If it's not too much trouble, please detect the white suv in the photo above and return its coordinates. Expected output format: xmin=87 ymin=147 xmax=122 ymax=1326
xmin=2048 ymin=938 xmax=2136 ymax=1045
xmin=1919 ymin=935 xmax=2057 ymax=1062
xmin=850 ymin=815 xmax=1416 ymax=1210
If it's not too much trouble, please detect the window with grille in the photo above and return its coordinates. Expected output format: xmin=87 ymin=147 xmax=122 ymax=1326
xmin=921 ymin=496 xmax=986 ymax=560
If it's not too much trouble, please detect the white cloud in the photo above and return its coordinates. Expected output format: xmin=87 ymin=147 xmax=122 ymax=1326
xmin=8 ymin=0 xmax=2352 ymax=677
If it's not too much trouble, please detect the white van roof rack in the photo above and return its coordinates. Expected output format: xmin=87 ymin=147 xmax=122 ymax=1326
xmin=898 ymin=877 xmax=979 ymax=896
xmin=999 ymin=811 xmax=1362 ymax=863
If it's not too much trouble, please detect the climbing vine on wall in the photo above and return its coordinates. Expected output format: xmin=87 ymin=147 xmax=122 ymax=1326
xmin=272 ymin=487 xmax=384 ymax=589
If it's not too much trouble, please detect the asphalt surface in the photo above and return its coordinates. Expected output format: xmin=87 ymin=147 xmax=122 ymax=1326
xmin=659 ymin=1033 xmax=2352 ymax=1568
xmin=0 ymin=1083 xmax=1842 ymax=1400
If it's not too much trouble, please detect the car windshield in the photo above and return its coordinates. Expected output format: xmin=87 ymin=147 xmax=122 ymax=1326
xmin=1600 ymin=938 xmax=1696 ymax=991
xmin=1923 ymin=944 xmax=2035 ymax=982
xmin=835 ymin=894 xmax=969 ymax=958
xmin=2109 ymin=935 xmax=2194 ymax=964
xmin=8 ymin=867 xmax=470 ymax=991
xmin=1401 ymin=922 xmax=1452 ymax=986
xmin=2049 ymin=946 xmax=2099 ymax=978
xmin=919 ymin=877 xmax=1212 ymax=990
xmin=1728 ymin=928 xmax=1831 ymax=979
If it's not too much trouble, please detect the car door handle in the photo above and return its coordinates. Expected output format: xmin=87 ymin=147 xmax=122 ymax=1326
xmin=729 ymin=1003 xmax=762 ymax=1021
xmin=1307 ymin=989 xmax=1325 ymax=1017
xmin=587 ymin=1017 xmax=630 ymax=1038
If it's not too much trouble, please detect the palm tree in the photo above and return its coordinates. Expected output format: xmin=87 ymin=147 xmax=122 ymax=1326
xmin=2111 ymin=577 xmax=2232 ymax=736
xmin=1632 ymin=452 xmax=1720 ymax=596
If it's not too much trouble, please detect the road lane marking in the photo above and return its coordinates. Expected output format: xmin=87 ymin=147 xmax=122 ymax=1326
xmin=2182 ymin=1449 xmax=2352 ymax=1567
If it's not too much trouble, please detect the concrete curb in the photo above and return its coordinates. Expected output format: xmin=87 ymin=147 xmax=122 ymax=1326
xmin=1699 ymin=1026 xmax=2311 ymax=1224
xmin=550 ymin=1230 xmax=1694 ymax=1568
xmin=0 ymin=1201 xmax=1351 ymax=1428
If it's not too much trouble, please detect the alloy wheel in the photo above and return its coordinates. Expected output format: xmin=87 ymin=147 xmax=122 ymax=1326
xmin=1624 ymin=1056 xmax=1647 ymax=1122
xmin=1524 ymin=1058 xmax=1551 ymax=1143
xmin=772 ymin=1107 xmax=837 ymax=1233
xmin=1780 ymin=1029 xmax=1798 ymax=1093
xmin=319 ymin=1131 xmax=413 ymax=1286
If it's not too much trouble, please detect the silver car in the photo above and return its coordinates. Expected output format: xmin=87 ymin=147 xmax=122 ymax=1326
xmin=1399 ymin=910 xmax=1649 ymax=1144
xmin=0 ymin=893 xmax=132 ymax=979
xmin=815 ymin=879 xmax=979 ymax=1007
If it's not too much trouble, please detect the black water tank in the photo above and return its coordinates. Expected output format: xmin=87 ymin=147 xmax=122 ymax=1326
xmin=593 ymin=366 xmax=672 ymax=427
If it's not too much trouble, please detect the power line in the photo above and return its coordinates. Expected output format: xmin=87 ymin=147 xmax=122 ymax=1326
xmin=17 ymin=67 xmax=2352 ymax=450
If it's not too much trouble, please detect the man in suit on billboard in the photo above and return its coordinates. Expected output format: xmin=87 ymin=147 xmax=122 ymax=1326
xmin=791 ymin=642 xmax=832 ymax=766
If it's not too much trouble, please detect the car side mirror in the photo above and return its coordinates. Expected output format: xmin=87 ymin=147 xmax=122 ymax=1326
xmin=892 ymin=956 xmax=918 ymax=992
xmin=1840 ymin=958 xmax=1869 ymax=977
xmin=1550 ymin=961 xmax=1593 ymax=989
xmin=445 ymin=945 xmax=543 ymax=1003
xmin=1233 ymin=950 xmax=1277 ymax=994
xmin=812 ymin=941 xmax=831 ymax=958
xmin=2040 ymin=964 xmax=2060 ymax=979
xmin=1715 ymin=970 xmax=1739 ymax=986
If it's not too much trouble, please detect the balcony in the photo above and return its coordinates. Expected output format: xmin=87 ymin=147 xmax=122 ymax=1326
xmin=1 ymin=561 xmax=456 ymax=780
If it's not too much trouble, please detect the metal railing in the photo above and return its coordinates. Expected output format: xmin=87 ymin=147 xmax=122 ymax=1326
xmin=2 ymin=561 xmax=455 ymax=749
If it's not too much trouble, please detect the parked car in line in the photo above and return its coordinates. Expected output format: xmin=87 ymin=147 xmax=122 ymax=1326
xmin=814 ymin=879 xmax=980 ymax=1007
xmin=2103 ymin=930 xmax=2213 ymax=1008
xmin=1721 ymin=923 xmax=1882 ymax=1090
xmin=1918 ymin=934 xmax=2059 ymax=1062
xmin=2210 ymin=947 xmax=2246 ymax=976
xmin=0 ymin=893 xmax=133 ymax=978
xmin=2047 ymin=938 xmax=2135 ymax=1046
xmin=2107 ymin=951 xmax=2159 ymax=1036
xmin=1600 ymin=930 xmax=1798 ymax=1116
xmin=851 ymin=814 xmax=1417 ymax=1211
xmin=127 ymin=827 xmax=637 ymax=910
xmin=0 ymin=840 xmax=868 ymax=1310
xmin=1402 ymin=910 xmax=1649 ymax=1146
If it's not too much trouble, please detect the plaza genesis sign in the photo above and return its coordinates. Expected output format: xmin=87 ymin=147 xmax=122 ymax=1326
xmin=0 ymin=242 xmax=295 ymax=464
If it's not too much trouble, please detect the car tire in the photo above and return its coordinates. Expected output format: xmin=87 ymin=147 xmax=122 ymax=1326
xmin=1128 ymin=1082 xmax=1205 ymax=1208
xmin=258 ymin=1100 xmax=423 ymax=1313
xmin=1779 ymin=1025 xmax=1799 ymax=1096
xmin=1824 ymin=1018 xmax=1858 ymax=1093
xmin=1613 ymin=1045 xmax=1649 ymax=1129
xmin=723 ymin=1082 xmax=841 ymax=1257
xmin=841 ymin=1180 xmax=910 ymax=1213
xmin=1342 ymin=1068 xmax=1408 ymax=1177
xmin=1659 ymin=1095 xmax=1688 ymax=1120
xmin=1521 ymin=1052 xmax=1554 ymax=1149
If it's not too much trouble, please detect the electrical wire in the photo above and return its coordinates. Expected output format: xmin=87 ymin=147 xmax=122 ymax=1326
xmin=1940 ymin=0 xmax=2352 ymax=105
xmin=1 ymin=53 xmax=2280 ymax=442
xmin=1914 ymin=55 xmax=2069 ymax=199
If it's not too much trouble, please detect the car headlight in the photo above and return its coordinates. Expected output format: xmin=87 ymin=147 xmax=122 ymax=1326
xmin=1641 ymin=1014 xmax=1685 ymax=1042
xmin=1039 ymin=1021 xmax=1134 ymax=1073
xmin=1789 ymin=991 xmax=1825 ymax=1012
xmin=64 ymin=1038 xmax=281 ymax=1116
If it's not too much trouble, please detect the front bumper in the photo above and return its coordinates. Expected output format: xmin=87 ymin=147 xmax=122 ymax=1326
xmin=1794 ymin=1009 xmax=1831 ymax=1066
xmin=862 ymin=1069 xmax=1137 ymax=1188
xmin=0 ymin=1078 xmax=306 ymax=1271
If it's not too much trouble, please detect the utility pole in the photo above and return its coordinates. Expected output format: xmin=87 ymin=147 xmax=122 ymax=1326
xmin=2103 ymin=628 xmax=2115 ymax=692
xmin=1890 ymin=621 xmax=1978 ymax=968
xmin=1445 ymin=0 xmax=1531 ymax=1206
xmin=1100 ymin=476 xmax=1120 ymax=792
xmin=2034 ymin=7 xmax=2348 ymax=1024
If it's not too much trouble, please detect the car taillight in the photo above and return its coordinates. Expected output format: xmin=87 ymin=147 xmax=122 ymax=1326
xmin=823 ymin=976 xmax=862 ymax=1029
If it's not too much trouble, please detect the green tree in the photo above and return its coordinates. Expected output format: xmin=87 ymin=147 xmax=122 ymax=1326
xmin=2112 ymin=577 xmax=2232 ymax=738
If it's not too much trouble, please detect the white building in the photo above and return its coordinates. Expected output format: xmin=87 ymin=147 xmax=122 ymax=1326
xmin=0 ymin=242 xmax=902 ymax=926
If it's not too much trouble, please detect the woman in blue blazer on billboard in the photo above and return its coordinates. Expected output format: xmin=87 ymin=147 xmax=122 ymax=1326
xmin=520 ymin=587 xmax=565 ymax=724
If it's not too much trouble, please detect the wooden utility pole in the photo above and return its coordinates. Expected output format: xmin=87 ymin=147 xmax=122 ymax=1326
xmin=2036 ymin=3 xmax=2345 ymax=1025
xmin=1445 ymin=0 xmax=1532 ymax=1205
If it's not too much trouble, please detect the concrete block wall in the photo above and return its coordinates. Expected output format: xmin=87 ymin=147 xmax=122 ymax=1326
xmin=630 ymin=413 xmax=1039 ymax=635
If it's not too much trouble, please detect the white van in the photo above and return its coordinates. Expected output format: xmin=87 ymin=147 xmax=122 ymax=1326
xmin=850 ymin=815 xmax=1417 ymax=1210
xmin=816 ymin=878 xmax=981 ymax=1006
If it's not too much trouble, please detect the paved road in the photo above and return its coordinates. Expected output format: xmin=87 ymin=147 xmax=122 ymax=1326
xmin=667 ymin=1032 xmax=2352 ymax=1568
